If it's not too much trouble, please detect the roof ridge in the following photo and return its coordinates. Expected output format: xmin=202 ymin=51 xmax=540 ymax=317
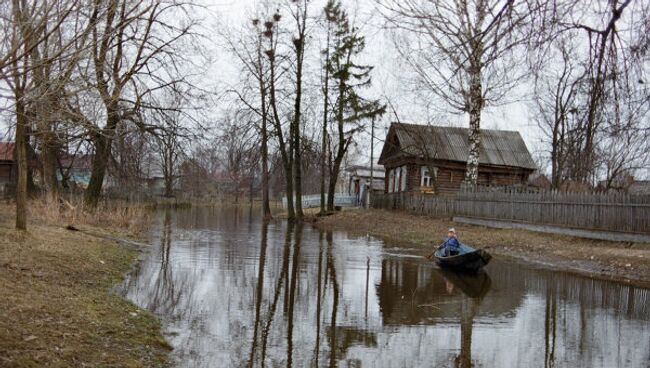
xmin=391 ymin=122 xmax=521 ymax=134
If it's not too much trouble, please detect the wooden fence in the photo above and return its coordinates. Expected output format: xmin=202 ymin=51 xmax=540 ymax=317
xmin=372 ymin=188 xmax=650 ymax=234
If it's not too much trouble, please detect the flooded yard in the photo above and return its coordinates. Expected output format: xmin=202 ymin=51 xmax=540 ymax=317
xmin=120 ymin=207 xmax=650 ymax=367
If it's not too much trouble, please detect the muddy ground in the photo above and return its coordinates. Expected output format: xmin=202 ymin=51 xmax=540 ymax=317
xmin=0 ymin=206 xmax=169 ymax=367
xmin=314 ymin=209 xmax=650 ymax=287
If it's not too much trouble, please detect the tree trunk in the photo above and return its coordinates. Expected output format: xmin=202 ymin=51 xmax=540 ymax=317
xmin=85 ymin=106 xmax=120 ymax=208
xmin=14 ymin=98 xmax=28 ymax=230
xmin=326 ymin=169 xmax=337 ymax=211
xmin=249 ymin=170 xmax=254 ymax=205
xmin=327 ymin=75 xmax=347 ymax=212
xmin=551 ymin=122 xmax=561 ymax=189
xmin=41 ymin=135 xmax=59 ymax=202
xmin=256 ymin=33 xmax=272 ymax=220
xmin=267 ymin=37 xmax=294 ymax=221
xmin=464 ymin=63 xmax=483 ymax=186
xmin=293 ymin=38 xmax=305 ymax=221
xmin=327 ymin=154 xmax=343 ymax=212
xmin=293 ymin=127 xmax=303 ymax=220
xmin=84 ymin=130 xmax=111 ymax=208
xmin=260 ymin=103 xmax=271 ymax=219
xmin=261 ymin=136 xmax=271 ymax=218
xmin=320 ymin=30 xmax=330 ymax=215
xmin=284 ymin=160 xmax=295 ymax=219
xmin=164 ymin=175 xmax=173 ymax=198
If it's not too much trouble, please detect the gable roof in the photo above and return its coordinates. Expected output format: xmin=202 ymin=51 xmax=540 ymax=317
xmin=378 ymin=123 xmax=537 ymax=170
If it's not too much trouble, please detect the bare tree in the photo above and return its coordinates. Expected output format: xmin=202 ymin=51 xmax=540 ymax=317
xmin=532 ymin=0 xmax=650 ymax=187
xmin=217 ymin=114 xmax=259 ymax=203
xmin=288 ymin=0 xmax=310 ymax=220
xmin=80 ymin=0 xmax=197 ymax=208
xmin=221 ymin=9 xmax=275 ymax=218
xmin=532 ymin=37 xmax=583 ymax=189
xmin=263 ymin=10 xmax=297 ymax=219
xmin=2 ymin=0 xmax=86 ymax=229
xmin=149 ymin=86 xmax=194 ymax=198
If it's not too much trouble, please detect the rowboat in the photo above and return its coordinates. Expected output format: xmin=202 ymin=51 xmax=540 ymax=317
xmin=433 ymin=243 xmax=492 ymax=272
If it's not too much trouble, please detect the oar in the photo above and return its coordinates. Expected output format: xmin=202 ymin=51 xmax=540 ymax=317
xmin=425 ymin=242 xmax=444 ymax=260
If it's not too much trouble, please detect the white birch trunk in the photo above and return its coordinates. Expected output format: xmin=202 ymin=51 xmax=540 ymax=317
xmin=464 ymin=63 xmax=483 ymax=186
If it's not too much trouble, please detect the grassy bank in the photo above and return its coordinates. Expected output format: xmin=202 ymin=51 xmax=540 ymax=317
xmin=0 ymin=203 xmax=170 ymax=367
xmin=315 ymin=209 xmax=650 ymax=287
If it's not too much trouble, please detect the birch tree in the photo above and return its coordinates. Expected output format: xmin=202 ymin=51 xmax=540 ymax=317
xmin=378 ymin=0 xmax=536 ymax=185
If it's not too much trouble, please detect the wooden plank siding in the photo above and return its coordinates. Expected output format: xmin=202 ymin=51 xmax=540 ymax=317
xmin=383 ymin=158 xmax=532 ymax=195
xmin=372 ymin=189 xmax=650 ymax=235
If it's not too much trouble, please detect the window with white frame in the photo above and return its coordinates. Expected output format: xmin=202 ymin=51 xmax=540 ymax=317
xmin=400 ymin=165 xmax=407 ymax=192
xmin=420 ymin=166 xmax=437 ymax=187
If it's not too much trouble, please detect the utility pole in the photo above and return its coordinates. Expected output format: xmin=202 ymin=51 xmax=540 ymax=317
xmin=368 ymin=117 xmax=375 ymax=209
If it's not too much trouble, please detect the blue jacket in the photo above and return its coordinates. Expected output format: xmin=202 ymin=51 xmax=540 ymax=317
xmin=442 ymin=237 xmax=460 ymax=250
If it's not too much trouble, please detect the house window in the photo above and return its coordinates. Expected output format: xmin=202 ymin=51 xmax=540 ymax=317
xmin=420 ymin=166 xmax=437 ymax=187
xmin=395 ymin=167 xmax=400 ymax=192
xmin=400 ymin=166 xmax=407 ymax=192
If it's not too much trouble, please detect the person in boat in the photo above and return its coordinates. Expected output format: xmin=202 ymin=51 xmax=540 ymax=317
xmin=439 ymin=228 xmax=461 ymax=257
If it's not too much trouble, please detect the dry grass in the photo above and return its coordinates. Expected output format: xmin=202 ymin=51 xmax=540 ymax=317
xmin=0 ymin=204 xmax=169 ymax=367
xmin=28 ymin=198 xmax=151 ymax=237
xmin=315 ymin=209 xmax=650 ymax=286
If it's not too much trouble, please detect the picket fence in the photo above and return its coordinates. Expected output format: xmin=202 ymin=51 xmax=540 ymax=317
xmin=372 ymin=188 xmax=650 ymax=234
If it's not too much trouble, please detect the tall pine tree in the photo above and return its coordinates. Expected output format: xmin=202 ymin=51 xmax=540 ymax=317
xmin=323 ymin=0 xmax=385 ymax=211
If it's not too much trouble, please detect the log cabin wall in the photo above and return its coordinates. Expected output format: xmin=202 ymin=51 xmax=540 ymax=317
xmin=383 ymin=157 xmax=533 ymax=195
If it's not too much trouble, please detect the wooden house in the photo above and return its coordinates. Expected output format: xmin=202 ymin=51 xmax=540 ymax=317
xmin=0 ymin=142 xmax=17 ymax=187
xmin=378 ymin=123 xmax=537 ymax=195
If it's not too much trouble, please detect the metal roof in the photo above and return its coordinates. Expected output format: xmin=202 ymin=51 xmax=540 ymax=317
xmin=378 ymin=123 xmax=537 ymax=170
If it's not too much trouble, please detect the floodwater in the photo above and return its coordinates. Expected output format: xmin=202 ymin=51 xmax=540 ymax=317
xmin=120 ymin=207 xmax=650 ymax=368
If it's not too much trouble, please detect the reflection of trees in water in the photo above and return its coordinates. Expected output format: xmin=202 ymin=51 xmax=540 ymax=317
xmin=286 ymin=222 xmax=302 ymax=368
xmin=144 ymin=210 xmax=192 ymax=317
xmin=544 ymin=282 xmax=557 ymax=368
xmin=247 ymin=221 xmax=268 ymax=368
xmin=376 ymin=258 xmax=491 ymax=367
xmin=325 ymin=231 xmax=340 ymax=368
xmin=259 ymin=221 xmax=293 ymax=366
xmin=434 ymin=270 xmax=491 ymax=368
xmin=455 ymin=297 xmax=478 ymax=368
xmin=310 ymin=232 xmax=325 ymax=367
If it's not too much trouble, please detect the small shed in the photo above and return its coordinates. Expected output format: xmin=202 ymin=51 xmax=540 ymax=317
xmin=378 ymin=123 xmax=537 ymax=195
xmin=344 ymin=164 xmax=385 ymax=206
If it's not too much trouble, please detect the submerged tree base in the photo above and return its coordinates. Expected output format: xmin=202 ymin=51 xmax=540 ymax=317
xmin=0 ymin=204 xmax=170 ymax=367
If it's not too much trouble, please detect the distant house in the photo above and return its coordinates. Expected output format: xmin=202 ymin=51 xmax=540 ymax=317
xmin=378 ymin=123 xmax=537 ymax=195
xmin=628 ymin=180 xmax=650 ymax=195
xmin=344 ymin=164 xmax=385 ymax=206
xmin=58 ymin=154 xmax=93 ymax=188
xmin=528 ymin=172 xmax=552 ymax=190
xmin=0 ymin=142 xmax=16 ymax=188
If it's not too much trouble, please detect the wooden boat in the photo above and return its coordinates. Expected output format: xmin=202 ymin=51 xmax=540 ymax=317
xmin=433 ymin=243 xmax=491 ymax=272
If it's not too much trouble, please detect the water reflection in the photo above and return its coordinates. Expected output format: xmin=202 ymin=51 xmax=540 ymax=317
xmin=121 ymin=207 xmax=650 ymax=368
